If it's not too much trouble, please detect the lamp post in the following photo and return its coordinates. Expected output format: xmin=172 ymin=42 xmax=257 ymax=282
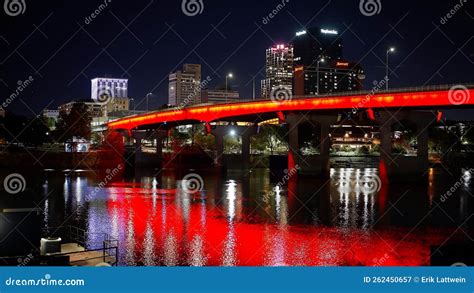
xmin=146 ymin=93 xmax=152 ymax=111
xmin=225 ymin=73 xmax=233 ymax=102
xmin=386 ymin=47 xmax=395 ymax=90
xmin=316 ymin=58 xmax=325 ymax=95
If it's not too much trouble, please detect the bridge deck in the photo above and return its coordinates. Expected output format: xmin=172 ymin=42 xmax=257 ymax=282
xmin=108 ymin=87 xmax=474 ymax=130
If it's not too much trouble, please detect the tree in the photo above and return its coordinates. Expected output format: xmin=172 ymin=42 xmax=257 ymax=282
xmin=1 ymin=113 xmax=50 ymax=146
xmin=429 ymin=126 xmax=462 ymax=154
xmin=55 ymin=102 xmax=92 ymax=142
xmin=251 ymin=125 xmax=288 ymax=155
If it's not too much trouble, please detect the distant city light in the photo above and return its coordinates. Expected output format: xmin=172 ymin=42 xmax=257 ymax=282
xmin=296 ymin=30 xmax=307 ymax=36
xmin=274 ymin=44 xmax=287 ymax=50
xmin=321 ymin=28 xmax=338 ymax=35
xmin=229 ymin=129 xmax=236 ymax=136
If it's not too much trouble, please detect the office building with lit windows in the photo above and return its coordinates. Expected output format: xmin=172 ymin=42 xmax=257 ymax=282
xmin=292 ymin=27 xmax=365 ymax=95
xmin=168 ymin=64 xmax=202 ymax=106
xmin=261 ymin=44 xmax=294 ymax=99
xmin=294 ymin=60 xmax=365 ymax=95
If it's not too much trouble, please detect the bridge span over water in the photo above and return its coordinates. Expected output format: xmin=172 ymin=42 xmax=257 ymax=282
xmin=107 ymin=85 xmax=474 ymax=177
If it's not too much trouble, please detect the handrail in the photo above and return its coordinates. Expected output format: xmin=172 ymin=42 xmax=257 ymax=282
xmin=42 ymin=226 xmax=119 ymax=266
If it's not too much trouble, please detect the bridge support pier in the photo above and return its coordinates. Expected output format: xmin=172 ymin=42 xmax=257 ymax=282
xmin=286 ymin=113 xmax=338 ymax=176
xmin=378 ymin=110 xmax=434 ymax=179
xmin=211 ymin=125 xmax=257 ymax=170
xmin=131 ymin=129 xmax=168 ymax=166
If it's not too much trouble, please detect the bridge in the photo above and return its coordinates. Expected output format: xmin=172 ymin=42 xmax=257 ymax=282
xmin=107 ymin=85 xmax=474 ymax=177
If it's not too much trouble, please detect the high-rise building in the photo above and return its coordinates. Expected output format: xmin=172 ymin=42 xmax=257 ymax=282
xmin=292 ymin=28 xmax=365 ymax=95
xmin=294 ymin=60 xmax=365 ymax=96
xmin=261 ymin=44 xmax=294 ymax=99
xmin=168 ymin=64 xmax=202 ymax=106
xmin=293 ymin=27 xmax=342 ymax=66
xmin=91 ymin=78 xmax=128 ymax=102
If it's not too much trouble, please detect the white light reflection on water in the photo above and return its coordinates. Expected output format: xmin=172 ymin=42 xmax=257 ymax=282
xmin=222 ymin=180 xmax=238 ymax=266
xmin=331 ymin=168 xmax=377 ymax=229
xmin=189 ymin=234 xmax=207 ymax=266
xmin=37 ymin=166 xmax=472 ymax=266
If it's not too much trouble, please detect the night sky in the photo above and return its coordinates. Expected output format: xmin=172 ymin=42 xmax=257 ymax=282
xmin=1 ymin=0 xmax=473 ymax=118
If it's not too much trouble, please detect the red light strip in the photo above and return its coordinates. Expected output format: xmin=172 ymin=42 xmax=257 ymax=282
xmin=108 ymin=90 xmax=474 ymax=130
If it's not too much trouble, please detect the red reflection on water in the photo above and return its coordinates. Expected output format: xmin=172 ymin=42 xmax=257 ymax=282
xmin=105 ymin=186 xmax=447 ymax=266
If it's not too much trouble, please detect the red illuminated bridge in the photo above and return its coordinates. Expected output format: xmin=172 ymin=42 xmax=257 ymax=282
xmin=108 ymin=86 xmax=474 ymax=130
xmin=107 ymin=85 xmax=474 ymax=177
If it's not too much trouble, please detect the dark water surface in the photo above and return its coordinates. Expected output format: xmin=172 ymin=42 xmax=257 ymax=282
xmin=33 ymin=166 xmax=474 ymax=266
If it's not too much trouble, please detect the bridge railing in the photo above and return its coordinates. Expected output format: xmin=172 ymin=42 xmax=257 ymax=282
xmin=189 ymin=83 xmax=474 ymax=108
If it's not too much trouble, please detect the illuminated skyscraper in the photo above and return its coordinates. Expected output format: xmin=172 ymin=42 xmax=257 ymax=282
xmin=261 ymin=44 xmax=294 ymax=99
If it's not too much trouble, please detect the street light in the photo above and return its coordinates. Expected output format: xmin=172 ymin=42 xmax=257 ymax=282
xmin=386 ymin=47 xmax=396 ymax=90
xmin=146 ymin=93 xmax=152 ymax=111
xmin=316 ymin=58 xmax=325 ymax=95
xmin=130 ymin=98 xmax=135 ymax=114
xmin=225 ymin=73 xmax=233 ymax=103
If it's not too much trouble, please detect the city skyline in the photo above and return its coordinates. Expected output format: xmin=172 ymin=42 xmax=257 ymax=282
xmin=1 ymin=0 xmax=473 ymax=118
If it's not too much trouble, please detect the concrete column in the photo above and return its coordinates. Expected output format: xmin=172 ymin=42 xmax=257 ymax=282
xmin=416 ymin=123 xmax=429 ymax=162
xmin=286 ymin=114 xmax=300 ymax=171
xmin=310 ymin=114 xmax=338 ymax=175
xmin=216 ymin=135 xmax=225 ymax=166
xmin=379 ymin=122 xmax=392 ymax=168
xmin=211 ymin=127 xmax=226 ymax=167
xmin=240 ymin=127 xmax=257 ymax=170
xmin=134 ymin=137 xmax=142 ymax=154
xmin=241 ymin=133 xmax=251 ymax=170
xmin=152 ymin=130 xmax=168 ymax=163
xmin=320 ymin=123 xmax=331 ymax=173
